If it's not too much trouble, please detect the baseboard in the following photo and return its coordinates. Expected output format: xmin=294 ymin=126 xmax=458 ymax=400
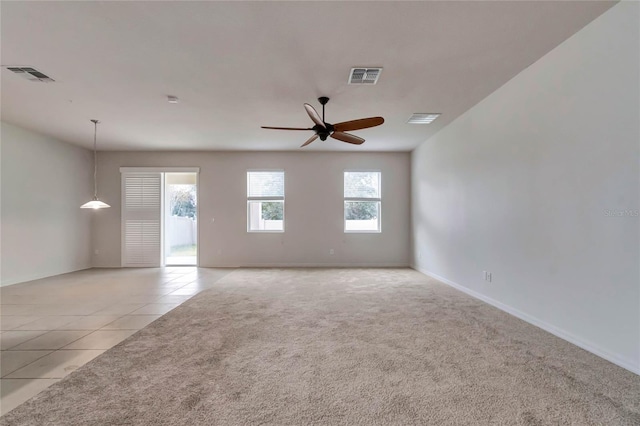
xmin=89 ymin=263 xmax=410 ymax=269
xmin=411 ymin=264 xmax=639 ymax=376
xmin=206 ymin=263 xmax=410 ymax=268
xmin=1 ymin=266 xmax=92 ymax=287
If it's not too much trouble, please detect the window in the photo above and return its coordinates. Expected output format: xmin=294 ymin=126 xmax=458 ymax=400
xmin=344 ymin=171 xmax=381 ymax=232
xmin=247 ymin=170 xmax=285 ymax=232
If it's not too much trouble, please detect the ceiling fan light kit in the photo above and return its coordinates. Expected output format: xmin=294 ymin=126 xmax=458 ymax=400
xmin=261 ymin=97 xmax=384 ymax=148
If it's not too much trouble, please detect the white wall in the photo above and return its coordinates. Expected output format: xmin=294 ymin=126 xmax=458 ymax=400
xmin=93 ymin=151 xmax=410 ymax=268
xmin=1 ymin=122 xmax=94 ymax=286
xmin=412 ymin=2 xmax=639 ymax=374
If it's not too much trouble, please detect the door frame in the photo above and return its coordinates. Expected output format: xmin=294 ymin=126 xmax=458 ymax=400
xmin=120 ymin=167 xmax=200 ymax=267
xmin=163 ymin=171 xmax=200 ymax=267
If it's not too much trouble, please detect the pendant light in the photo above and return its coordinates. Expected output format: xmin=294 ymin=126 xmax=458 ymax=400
xmin=80 ymin=119 xmax=110 ymax=209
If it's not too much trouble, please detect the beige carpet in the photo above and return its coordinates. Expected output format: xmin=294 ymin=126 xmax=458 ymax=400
xmin=1 ymin=268 xmax=638 ymax=425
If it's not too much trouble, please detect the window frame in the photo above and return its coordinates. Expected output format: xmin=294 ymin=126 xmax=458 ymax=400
xmin=246 ymin=169 xmax=285 ymax=233
xmin=343 ymin=169 xmax=382 ymax=233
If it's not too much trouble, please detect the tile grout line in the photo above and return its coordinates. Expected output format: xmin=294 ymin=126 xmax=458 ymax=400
xmin=0 ymin=350 xmax=54 ymax=378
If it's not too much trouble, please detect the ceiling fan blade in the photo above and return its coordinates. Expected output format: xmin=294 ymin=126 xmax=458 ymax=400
xmin=333 ymin=117 xmax=384 ymax=132
xmin=331 ymin=132 xmax=365 ymax=145
xmin=300 ymin=134 xmax=319 ymax=148
xmin=261 ymin=126 xmax=314 ymax=131
xmin=304 ymin=103 xmax=325 ymax=128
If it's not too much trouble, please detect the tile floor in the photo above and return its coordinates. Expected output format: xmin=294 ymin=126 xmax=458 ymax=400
xmin=0 ymin=266 xmax=233 ymax=415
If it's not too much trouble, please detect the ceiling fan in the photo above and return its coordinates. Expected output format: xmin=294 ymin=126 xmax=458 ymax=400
xmin=261 ymin=97 xmax=384 ymax=147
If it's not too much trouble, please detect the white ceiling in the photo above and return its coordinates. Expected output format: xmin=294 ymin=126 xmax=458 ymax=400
xmin=1 ymin=1 xmax=615 ymax=152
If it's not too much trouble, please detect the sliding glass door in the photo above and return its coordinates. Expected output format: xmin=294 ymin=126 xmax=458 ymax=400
xmin=120 ymin=168 xmax=199 ymax=267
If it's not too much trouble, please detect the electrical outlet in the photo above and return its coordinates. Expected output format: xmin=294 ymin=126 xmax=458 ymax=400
xmin=483 ymin=271 xmax=492 ymax=282
xmin=329 ymin=249 xmax=334 ymax=255
xmin=487 ymin=272 xmax=492 ymax=282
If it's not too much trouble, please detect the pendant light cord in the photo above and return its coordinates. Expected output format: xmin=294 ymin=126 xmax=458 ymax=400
xmin=91 ymin=119 xmax=99 ymax=199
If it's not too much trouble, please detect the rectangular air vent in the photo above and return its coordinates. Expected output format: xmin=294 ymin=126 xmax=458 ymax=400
xmin=407 ymin=113 xmax=441 ymax=124
xmin=348 ymin=67 xmax=382 ymax=85
xmin=5 ymin=66 xmax=55 ymax=82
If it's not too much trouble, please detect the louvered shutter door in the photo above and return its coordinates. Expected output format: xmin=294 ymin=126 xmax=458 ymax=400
xmin=121 ymin=173 xmax=162 ymax=267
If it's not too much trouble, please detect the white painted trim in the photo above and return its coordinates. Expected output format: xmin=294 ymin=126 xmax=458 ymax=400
xmin=160 ymin=174 xmax=166 ymax=266
xmin=343 ymin=168 xmax=382 ymax=174
xmin=196 ymin=172 xmax=200 ymax=267
xmin=1 ymin=267 xmax=92 ymax=287
xmin=119 ymin=167 xmax=200 ymax=173
xmin=411 ymin=265 xmax=640 ymax=376
xmin=208 ymin=263 xmax=409 ymax=268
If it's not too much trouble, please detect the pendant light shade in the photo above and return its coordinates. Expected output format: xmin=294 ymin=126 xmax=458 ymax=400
xmin=80 ymin=199 xmax=111 ymax=209
xmin=81 ymin=119 xmax=110 ymax=209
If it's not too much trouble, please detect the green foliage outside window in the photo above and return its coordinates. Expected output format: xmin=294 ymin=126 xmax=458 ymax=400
xmin=345 ymin=202 xmax=378 ymax=220
xmin=262 ymin=202 xmax=283 ymax=220
xmin=170 ymin=186 xmax=197 ymax=219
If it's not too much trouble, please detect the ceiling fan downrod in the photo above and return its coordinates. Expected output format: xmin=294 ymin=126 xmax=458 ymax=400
xmin=317 ymin=97 xmax=331 ymax=140
xmin=318 ymin=96 xmax=329 ymax=122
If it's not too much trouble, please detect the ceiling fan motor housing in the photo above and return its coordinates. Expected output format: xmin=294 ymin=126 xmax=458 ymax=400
xmin=314 ymin=123 xmax=334 ymax=140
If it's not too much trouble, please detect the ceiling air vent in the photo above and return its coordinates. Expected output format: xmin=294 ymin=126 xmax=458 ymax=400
xmin=407 ymin=113 xmax=441 ymax=124
xmin=5 ymin=66 xmax=55 ymax=82
xmin=348 ymin=67 xmax=382 ymax=85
